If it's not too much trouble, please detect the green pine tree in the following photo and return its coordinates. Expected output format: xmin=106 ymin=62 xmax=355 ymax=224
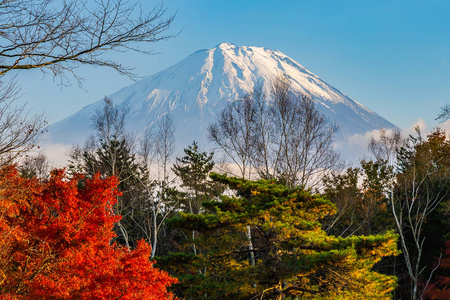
xmin=172 ymin=141 xmax=219 ymax=215
xmin=162 ymin=174 xmax=399 ymax=299
xmin=69 ymin=136 xmax=150 ymax=248
xmin=171 ymin=141 xmax=224 ymax=256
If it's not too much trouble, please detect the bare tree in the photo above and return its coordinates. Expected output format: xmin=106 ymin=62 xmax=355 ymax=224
xmin=139 ymin=126 xmax=155 ymax=167
xmin=207 ymin=98 xmax=258 ymax=265
xmin=137 ymin=114 xmax=177 ymax=257
xmin=152 ymin=114 xmax=176 ymax=257
xmin=250 ymin=83 xmax=274 ymax=179
xmin=391 ymin=170 xmax=447 ymax=300
xmin=369 ymin=127 xmax=450 ymax=300
xmin=0 ymin=0 xmax=175 ymax=82
xmin=211 ymin=76 xmax=341 ymax=188
xmin=92 ymin=97 xmax=128 ymax=144
xmin=392 ymin=129 xmax=450 ymax=300
xmin=436 ymin=103 xmax=450 ymax=123
xmin=0 ymin=78 xmax=46 ymax=162
xmin=0 ymin=0 xmax=174 ymax=160
xmin=18 ymin=152 xmax=51 ymax=179
xmin=208 ymin=95 xmax=256 ymax=179
xmin=268 ymin=77 xmax=340 ymax=188
xmin=154 ymin=114 xmax=176 ymax=181
xmin=0 ymin=96 xmax=46 ymax=162
xmin=368 ymin=128 xmax=404 ymax=165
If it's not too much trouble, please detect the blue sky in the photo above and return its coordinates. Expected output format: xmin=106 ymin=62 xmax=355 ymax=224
xmin=14 ymin=0 xmax=450 ymax=130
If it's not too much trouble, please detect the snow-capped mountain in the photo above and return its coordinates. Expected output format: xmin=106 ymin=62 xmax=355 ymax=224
xmin=43 ymin=42 xmax=396 ymax=153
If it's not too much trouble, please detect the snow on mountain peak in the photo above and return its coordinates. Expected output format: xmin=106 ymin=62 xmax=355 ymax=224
xmin=43 ymin=43 xmax=396 ymax=153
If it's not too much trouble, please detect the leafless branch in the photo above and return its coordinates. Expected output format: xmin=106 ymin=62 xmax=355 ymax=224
xmin=436 ymin=103 xmax=450 ymax=123
xmin=0 ymin=0 xmax=176 ymax=83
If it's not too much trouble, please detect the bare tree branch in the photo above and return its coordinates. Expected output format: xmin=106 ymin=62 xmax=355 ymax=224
xmin=0 ymin=0 xmax=176 ymax=82
xmin=436 ymin=103 xmax=450 ymax=123
xmin=0 ymin=82 xmax=46 ymax=161
xmin=209 ymin=76 xmax=341 ymax=188
xmin=0 ymin=0 xmax=175 ymax=159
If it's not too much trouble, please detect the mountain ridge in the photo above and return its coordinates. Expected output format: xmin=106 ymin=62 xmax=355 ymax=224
xmin=42 ymin=42 xmax=396 ymax=152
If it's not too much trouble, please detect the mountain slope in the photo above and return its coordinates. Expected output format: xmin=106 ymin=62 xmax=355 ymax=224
xmin=43 ymin=43 xmax=396 ymax=151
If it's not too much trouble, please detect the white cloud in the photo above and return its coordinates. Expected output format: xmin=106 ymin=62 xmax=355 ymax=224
xmin=335 ymin=119 xmax=440 ymax=166
xmin=39 ymin=143 xmax=72 ymax=167
xmin=436 ymin=120 xmax=450 ymax=137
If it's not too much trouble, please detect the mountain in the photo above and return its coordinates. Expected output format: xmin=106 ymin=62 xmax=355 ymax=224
xmin=42 ymin=42 xmax=396 ymax=154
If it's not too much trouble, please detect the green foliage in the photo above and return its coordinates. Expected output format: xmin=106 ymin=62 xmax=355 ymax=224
xmin=172 ymin=141 xmax=220 ymax=214
xmin=394 ymin=129 xmax=450 ymax=299
xmin=68 ymin=136 xmax=150 ymax=246
xmin=400 ymin=129 xmax=450 ymax=244
xmin=165 ymin=174 xmax=398 ymax=299
xmin=322 ymin=160 xmax=395 ymax=236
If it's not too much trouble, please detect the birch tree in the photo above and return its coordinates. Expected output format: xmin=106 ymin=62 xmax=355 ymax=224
xmin=390 ymin=129 xmax=450 ymax=300
xmin=138 ymin=114 xmax=177 ymax=257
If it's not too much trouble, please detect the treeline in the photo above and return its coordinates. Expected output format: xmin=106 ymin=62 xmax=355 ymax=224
xmin=1 ymin=0 xmax=446 ymax=298
xmin=2 ymin=81 xmax=450 ymax=299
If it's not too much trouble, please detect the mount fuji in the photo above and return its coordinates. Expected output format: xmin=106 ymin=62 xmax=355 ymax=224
xmin=42 ymin=43 xmax=396 ymax=157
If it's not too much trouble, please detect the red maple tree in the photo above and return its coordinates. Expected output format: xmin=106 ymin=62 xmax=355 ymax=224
xmin=0 ymin=166 xmax=177 ymax=299
xmin=424 ymin=240 xmax=450 ymax=300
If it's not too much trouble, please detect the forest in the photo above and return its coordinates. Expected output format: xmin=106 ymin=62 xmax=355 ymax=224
xmin=0 ymin=0 xmax=449 ymax=299
xmin=2 ymin=84 xmax=449 ymax=299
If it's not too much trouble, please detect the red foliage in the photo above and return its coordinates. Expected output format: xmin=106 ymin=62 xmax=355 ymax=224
xmin=0 ymin=166 xmax=177 ymax=299
xmin=424 ymin=241 xmax=450 ymax=300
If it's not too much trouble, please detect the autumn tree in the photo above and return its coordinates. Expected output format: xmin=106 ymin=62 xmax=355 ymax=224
xmin=366 ymin=127 xmax=450 ymax=300
xmin=71 ymin=110 xmax=179 ymax=258
xmin=322 ymin=159 xmax=395 ymax=237
xmin=68 ymin=98 xmax=149 ymax=249
xmin=72 ymin=107 xmax=180 ymax=258
xmin=424 ymin=240 xmax=450 ymax=299
xmin=391 ymin=129 xmax=450 ymax=300
xmin=0 ymin=165 xmax=177 ymax=299
xmin=163 ymin=174 xmax=398 ymax=299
